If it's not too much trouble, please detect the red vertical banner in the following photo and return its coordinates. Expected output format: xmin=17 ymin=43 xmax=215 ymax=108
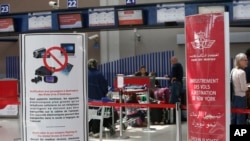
xmin=185 ymin=13 xmax=230 ymax=141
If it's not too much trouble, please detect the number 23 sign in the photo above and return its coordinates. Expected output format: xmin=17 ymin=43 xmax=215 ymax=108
xmin=1 ymin=4 xmax=10 ymax=14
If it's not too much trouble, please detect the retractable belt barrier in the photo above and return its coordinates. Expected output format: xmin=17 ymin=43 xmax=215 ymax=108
xmin=88 ymin=102 xmax=250 ymax=141
xmin=231 ymin=108 xmax=250 ymax=114
xmin=88 ymin=102 xmax=250 ymax=114
xmin=88 ymin=102 xmax=176 ymax=108
xmin=88 ymin=97 xmax=250 ymax=141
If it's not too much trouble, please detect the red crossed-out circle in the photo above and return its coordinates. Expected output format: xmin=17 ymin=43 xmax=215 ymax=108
xmin=43 ymin=46 xmax=68 ymax=72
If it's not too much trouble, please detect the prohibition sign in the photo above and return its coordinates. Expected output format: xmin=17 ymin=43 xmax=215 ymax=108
xmin=43 ymin=46 xmax=68 ymax=72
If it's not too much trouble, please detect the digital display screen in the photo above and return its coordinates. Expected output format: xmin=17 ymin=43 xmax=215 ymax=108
xmin=117 ymin=9 xmax=144 ymax=26
xmin=61 ymin=43 xmax=75 ymax=55
xmin=58 ymin=13 xmax=83 ymax=29
xmin=198 ymin=6 xmax=226 ymax=14
xmin=28 ymin=12 xmax=52 ymax=30
xmin=233 ymin=2 xmax=250 ymax=20
xmin=156 ymin=4 xmax=185 ymax=23
xmin=0 ymin=17 xmax=15 ymax=32
xmin=88 ymin=8 xmax=115 ymax=27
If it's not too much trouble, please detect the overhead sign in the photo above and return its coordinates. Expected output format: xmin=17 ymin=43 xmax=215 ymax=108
xmin=126 ymin=0 xmax=136 ymax=5
xmin=20 ymin=33 xmax=87 ymax=141
xmin=67 ymin=0 xmax=77 ymax=8
xmin=186 ymin=13 xmax=230 ymax=141
xmin=0 ymin=4 xmax=10 ymax=14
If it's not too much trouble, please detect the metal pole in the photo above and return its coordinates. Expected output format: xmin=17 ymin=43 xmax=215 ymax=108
xmin=143 ymin=89 xmax=156 ymax=131
xmin=146 ymin=89 xmax=151 ymax=128
xmin=118 ymin=89 xmax=129 ymax=139
xmin=112 ymin=107 xmax=115 ymax=135
xmin=176 ymin=102 xmax=182 ymax=141
xmin=119 ymin=89 xmax=123 ymax=137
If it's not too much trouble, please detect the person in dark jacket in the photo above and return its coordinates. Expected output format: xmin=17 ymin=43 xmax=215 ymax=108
xmin=88 ymin=59 xmax=108 ymax=100
xmin=168 ymin=56 xmax=184 ymax=104
xmin=88 ymin=59 xmax=115 ymax=137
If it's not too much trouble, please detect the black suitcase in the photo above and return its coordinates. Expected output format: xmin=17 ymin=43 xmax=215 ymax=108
xmin=150 ymin=108 xmax=164 ymax=123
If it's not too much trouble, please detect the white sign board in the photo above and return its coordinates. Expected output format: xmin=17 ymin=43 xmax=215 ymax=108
xmin=20 ymin=33 xmax=87 ymax=141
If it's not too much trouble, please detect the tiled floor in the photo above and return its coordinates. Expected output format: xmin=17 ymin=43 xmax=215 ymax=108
xmin=0 ymin=117 xmax=21 ymax=141
xmin=89 ymin=122 xmax=187 ymax=141
xmin=0 ymin=117 xmax=187 ymax=141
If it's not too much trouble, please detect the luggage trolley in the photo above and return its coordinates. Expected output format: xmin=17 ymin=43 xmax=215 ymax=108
xmin=114 ymin=76 xmax=156 ymax=135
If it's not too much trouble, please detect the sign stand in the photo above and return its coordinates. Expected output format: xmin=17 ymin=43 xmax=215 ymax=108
xmin=185 ymin=13 xmax=230 ymax=141
xmin=20 ymin=33 xmax=87 ymax=141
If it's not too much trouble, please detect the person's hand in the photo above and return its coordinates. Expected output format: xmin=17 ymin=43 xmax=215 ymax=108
xmin=171 ymin=77 xmax=176 ymax=83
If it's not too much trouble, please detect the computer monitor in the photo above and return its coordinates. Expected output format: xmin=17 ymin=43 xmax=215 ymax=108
xmin=198 ymin=5 xmax=227 ymax=14
xmin=117 ymin=9 xmax=144 ymax=26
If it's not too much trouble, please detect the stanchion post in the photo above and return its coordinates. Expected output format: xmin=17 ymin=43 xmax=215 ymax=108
xmin=143 ymin=88 xmax=156 ymax=131
xmin=112 ymin=107 xmax=115 ymax=132
xmin=116 ymin=74 xmax=128 ymax=139
xmin=176 ymin=102 xmax=182 ymax=141
xmin=119 ymin=89 xmax=123 ymax=137
xmin=118 ymin=89 xmax=129 ymax=139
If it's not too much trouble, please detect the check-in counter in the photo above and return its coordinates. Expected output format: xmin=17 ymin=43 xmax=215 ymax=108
xmin=0 ymin=79 xmax=19 ymax=117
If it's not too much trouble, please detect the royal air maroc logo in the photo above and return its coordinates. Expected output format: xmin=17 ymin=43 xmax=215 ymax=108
xmin=191 ymin=32 xmax=215 ymax=52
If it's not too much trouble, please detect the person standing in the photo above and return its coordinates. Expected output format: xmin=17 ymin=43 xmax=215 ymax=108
xmin=88 ymin=59 xmax=108 ymax=100
xmin=231 ymin=53 xmax=248 ymax=125
xmin=87 ymin=59 xmax=112 ymax=137
xmin=168 ymin=56 xmax=184 ymax=104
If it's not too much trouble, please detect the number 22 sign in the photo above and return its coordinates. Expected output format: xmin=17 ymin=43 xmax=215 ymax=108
xmin=1 ymin=4 xmax=10 ymax=14
xmin=67 ymin=0 xmax=77 ymax=8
